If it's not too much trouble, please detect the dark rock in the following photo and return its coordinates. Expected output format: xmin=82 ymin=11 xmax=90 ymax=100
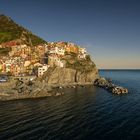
xmin=94 ymin=77 xmax=128 ymax=95
xmin=42 ymin=67 xmax=99 ymax=84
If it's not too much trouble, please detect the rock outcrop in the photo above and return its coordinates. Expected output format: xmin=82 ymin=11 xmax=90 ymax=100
xmin=42 ymin=66 xmax=99 ymax=84
xmin=41 ymin=52 xmax=99 ymax=85
xmin=76 ymin=69 xmax=98 ymax=83
xmin=94 ymin=77 xmax=128 ymax=95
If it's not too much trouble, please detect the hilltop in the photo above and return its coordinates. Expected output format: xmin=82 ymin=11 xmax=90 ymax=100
xmin=0 ymin=15 xmax=46 ymax=46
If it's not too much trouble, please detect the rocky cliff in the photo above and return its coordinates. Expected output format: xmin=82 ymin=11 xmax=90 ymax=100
xmin=42 ymin=65 xmax=99 ymax=84
xmin=42 ymin=54 xmax=99 ymax=84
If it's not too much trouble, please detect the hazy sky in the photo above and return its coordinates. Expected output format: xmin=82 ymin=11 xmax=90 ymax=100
xmin=0 ymin=0 xmax=140 ymax=69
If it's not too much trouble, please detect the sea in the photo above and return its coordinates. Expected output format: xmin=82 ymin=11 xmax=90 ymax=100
xmin=0 ymin=70 xmax=140 ymax=140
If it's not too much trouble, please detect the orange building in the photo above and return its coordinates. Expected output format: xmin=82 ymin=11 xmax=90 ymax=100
xmin=65 ymin=43 xmax=79 ymax=54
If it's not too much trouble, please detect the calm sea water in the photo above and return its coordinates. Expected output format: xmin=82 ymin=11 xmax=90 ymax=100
xmin=0 ymin=70 xmax=140 ymax=140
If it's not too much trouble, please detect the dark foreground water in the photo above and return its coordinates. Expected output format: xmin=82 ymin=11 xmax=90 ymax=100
xmin=0 ymin=70 xmax=140 ymax=140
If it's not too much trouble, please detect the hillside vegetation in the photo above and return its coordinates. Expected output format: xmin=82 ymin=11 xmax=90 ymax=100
xmin=62 ymin=52 xmax=96 ymax=73
xmin=0 ymin=15 xmax=46 ymax=45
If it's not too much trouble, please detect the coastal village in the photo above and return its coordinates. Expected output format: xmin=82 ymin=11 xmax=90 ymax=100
xmin=0 ymin=15 xmax=128 ymax=99
xmin=0 ymin=41 xmax=128 ymax=97
xmin=0 ymin=41 xmax=87 ymax=78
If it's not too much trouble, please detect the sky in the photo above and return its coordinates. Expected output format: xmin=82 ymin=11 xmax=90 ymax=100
xmin=0 ymin=0 xmax=140 ymax=69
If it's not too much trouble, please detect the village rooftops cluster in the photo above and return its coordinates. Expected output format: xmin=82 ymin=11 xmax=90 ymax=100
xmin=0 ymin=41 xmax=87 ymax=77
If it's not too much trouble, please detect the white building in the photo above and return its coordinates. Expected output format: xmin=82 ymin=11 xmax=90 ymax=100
xmin=38 ymin=65 xmax=50 ymax=77
xmin=49 ymin=46 xmax=65 ymax=56
xmin=78 ymin=48 xmax=87 ymax=59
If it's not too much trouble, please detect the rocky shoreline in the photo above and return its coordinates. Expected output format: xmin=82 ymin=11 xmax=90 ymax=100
xmin=94 ymin=77 xmax=128 ymax=95
xmin=0 ymin=79 xmax=94 ymax=101
xmin=0 ymin=76 xmax=129 ymax=101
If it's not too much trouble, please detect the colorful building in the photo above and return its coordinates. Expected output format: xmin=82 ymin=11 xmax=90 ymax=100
xmin=65 ymin=43 xmax=79 ymax=54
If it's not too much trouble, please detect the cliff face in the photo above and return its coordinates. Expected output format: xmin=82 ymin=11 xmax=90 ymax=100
xmin=42 ymin=52 xmax=99 ymax=84
xmin=42 ymin=66 xmax=99 ymax=84
xmin=43 ymin=67 xmax=76 ymax=84
xmin=76 ymin=68 xmax=99 ymax=83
